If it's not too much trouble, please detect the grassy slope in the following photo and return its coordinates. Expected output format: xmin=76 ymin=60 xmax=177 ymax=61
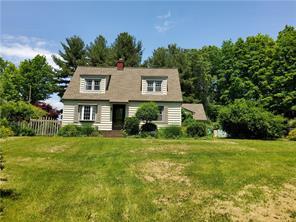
xmin=1 ymin=137 xmax=296 ymax=221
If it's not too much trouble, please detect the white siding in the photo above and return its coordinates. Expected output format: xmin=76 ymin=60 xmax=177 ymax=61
xmin=141 ymin=78 xmax=167 ymax=95
xmin=62 ymin=101 xmax=112 ymax=131
xmin=80 ymin=76 xmax=106 ymax=94
xmin=93 ymin=102 xmax=112 ymax=130
xmin=128 ymin=102 xmax=181 ymax=127
xmin=62 ymin=102 xmax=75 ymax=125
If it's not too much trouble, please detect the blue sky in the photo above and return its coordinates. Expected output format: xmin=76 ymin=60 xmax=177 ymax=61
xmin=1 ymin=1 xmax=295 ymax=108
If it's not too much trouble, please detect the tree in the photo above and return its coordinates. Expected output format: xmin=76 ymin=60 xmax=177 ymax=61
xmin=111 ymin=32 xmax=143 ymax=67
xmin=218 ymin=99 xmax=285 ymax=139
xmin=0 ymin=61 xmax=22 ymax=102
xmin=34 ymin=102 xmax=61 ymax=119
xmin=18 ymin=55 xmax=57 ymax=103
xmin=0 ymin=101 xmax=46 ymax=122
xmin=52 ymin=36 xmax=87 ymax=97
xmin=87 ymin=35 xmax=110 ymax=66
xmin=135 ymin=102 xmax=159 ymax=123
xmin=269 ymin=25 xmax=296 ymax=118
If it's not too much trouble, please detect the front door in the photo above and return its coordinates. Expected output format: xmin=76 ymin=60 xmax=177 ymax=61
xmin=112 ymin=104 xmax=126 ymax=130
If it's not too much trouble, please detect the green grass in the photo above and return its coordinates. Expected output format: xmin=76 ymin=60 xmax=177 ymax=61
xmin=1 ymin=137 xmax=296 ymax=221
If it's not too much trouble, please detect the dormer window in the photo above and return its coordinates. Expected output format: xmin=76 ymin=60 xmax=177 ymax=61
xmin=147 ymin=80 xmax=162 ymax=92
xmin=85 ymin=79 xmax=101 ymax=91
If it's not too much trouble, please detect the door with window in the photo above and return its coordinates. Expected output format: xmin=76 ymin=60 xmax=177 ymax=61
xmin=112 ymin=105 xmax=126 ymax=130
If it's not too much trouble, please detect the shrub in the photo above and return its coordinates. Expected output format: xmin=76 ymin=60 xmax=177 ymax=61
xmin=218 ymin=99 xmax=285 ymax=139
xmin=135 ymin=102 xmax=159 ymax=123
xmin=0 ymin=126 xmax=14 ymax=138
xmin=9 ymin=124 xmax=35 ymax=136
xmin=79 ymin=124 xmax=96 ymax=136
xmin=288 ymin=119 xmax=296 ymax=129
xmin=161 ymin=125 xmax=182 ymax=139
xmin=140 ymin=131 xmax=158 ymax=138
xmin=124 ymin=117 xmax=140 ymax=135
xmin=0 ymin=118 xmax=9 ymax=127
xmin=182 ymin=116 xmax=196 ymax=127
xmin=58 ymin=124 xmax=81 ymax=137
xmin=141 ymin=122 xmax=157 ymax=132
xmin=186 ymin=121 xmax=207 ymax=137
xmin=0 ymin=101 xmax=46 ymax=122
xmin=182 ymin=108 xmax=193 ymax=122
xmin=287 ymin=129 xmax=296 ymax=141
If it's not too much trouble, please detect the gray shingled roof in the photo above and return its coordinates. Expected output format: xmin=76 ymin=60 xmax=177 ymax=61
xmin=182 ymin=103 xmax=207 ymax=120
xmin=63 ymin=66 xmax=183 ymax=102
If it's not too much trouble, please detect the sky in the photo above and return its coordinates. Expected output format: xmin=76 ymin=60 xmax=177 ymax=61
xmin=1 ymin=1 xmax=296 ymax=109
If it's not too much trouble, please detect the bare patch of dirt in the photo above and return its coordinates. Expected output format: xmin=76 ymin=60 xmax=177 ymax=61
xmin=135 ymin=144 xmax=191 ymax=155
xmin=47 ymin=145 xmax=67 ymax=153
xmin=139 ymin=160 xmax=190 ymax=186
xmin=153 ymin=190 xmax=192 ymax=206
xmin=211 ymin=183 xmax=296 ymax=222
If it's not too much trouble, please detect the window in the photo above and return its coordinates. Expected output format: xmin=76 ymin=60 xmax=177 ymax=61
xmin=155 ymin=81 xmax=162 ymax=92
xmin=94 ymin=80 xmax=100 ymax=90
xmin=147 ymin=80 xmax=154 ymax=92
xmin=79 ymin=105 xmax=96 ymax=121
xmin=146 ymin=80 xmax=162 ymax=92
xmin=86 ymin=80 xmax=92 ymax=90
xmin=85 ymin=79 xmax=101 ymax=91
xmin=157 ymin=106 xmax=164 ymax=121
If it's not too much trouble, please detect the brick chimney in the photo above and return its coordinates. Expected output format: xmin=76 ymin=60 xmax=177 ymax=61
xmin=116 ymin=58 xmax=124 ymax=70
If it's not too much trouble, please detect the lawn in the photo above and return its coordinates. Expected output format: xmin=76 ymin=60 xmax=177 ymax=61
xmin=1 ymin=137 xmax=296 ymax=222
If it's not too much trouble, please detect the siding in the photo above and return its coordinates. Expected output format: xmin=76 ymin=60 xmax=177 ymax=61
xmin=62 ymin=101 xmax=112 ymax=131
xmin=62 ymin=102 xmax=75 ymax=125
xmin=80 ymin=76 xmax=106 ymax=94
xmin=128 ymin=102 xmax=181 ymax=127
xmin=141 ymin=78 xmax=167 ymax=95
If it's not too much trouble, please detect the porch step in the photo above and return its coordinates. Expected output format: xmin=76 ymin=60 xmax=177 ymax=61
xmin=101 ymin=130 xmax=123 ymax=138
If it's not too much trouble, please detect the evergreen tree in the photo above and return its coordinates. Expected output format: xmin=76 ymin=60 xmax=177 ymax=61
xmin=87 ymin=35 xmax=109 ymax=66
xmin=111 ymin=32 xmax=143 ymax=66
xmin=52 ymin=36 xmax=87 ymax=97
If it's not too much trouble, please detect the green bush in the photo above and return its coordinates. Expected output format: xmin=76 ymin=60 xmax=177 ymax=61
xmin=0 ymin=101 xmax=46 ymax=122
xmin=9 ymin=124 xmax=35 ymax=136
xmin=141 ymin=122 xmax=157 ymax=132
xmin=79 ymin=124 xmax=96 ymax=136
xmin=288 ymin=119 xmax=296 ymax=129
xmin=182 ymin=116 xmax=196 ymax=127
xmin=0 ymin=118 xmax=9 ymax=127
xmin=161 ymin=125 xmax=182 ymax=139
xmin=186 ymin=121 xmax=207 ymax=137
xmin=136 ymin=102 xmax=159 ymax=123
xmin=287 ymin=129 xmax=296 ymax=141
xmin=58 ymin=124 xmax=81 ymax=137
xmin=124 ymin=117 xmax=140 ymax=135
xmin=140 ymin=131 xmax=158 ymax=138
xmin=0 ymin=126 xmax=14 ymax=138
xmin=58 ymin=124 xmax=100 ymax=137
xmin=218 ymin=99 xmax=285 ymax=139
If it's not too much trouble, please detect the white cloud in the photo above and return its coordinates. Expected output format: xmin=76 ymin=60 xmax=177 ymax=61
xmin=0 ymin=34 xmax=59 ymax=68
xmin=44 ymin=93 xmax=64 ymax=110
xmin=155 ymin=10 xmax=175 ymax=33
xmin=157 ymin=10 xmax=171 ymax=20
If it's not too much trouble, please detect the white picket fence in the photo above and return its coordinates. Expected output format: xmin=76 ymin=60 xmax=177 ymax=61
xmin=14 ymin=117 xmax=61 ymax=136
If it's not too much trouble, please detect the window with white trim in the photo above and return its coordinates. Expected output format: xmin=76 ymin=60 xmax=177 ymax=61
xmin=79 ymin=105 xmax=96 ymax=121
xmin=146 ymin=80 xmax=162 ymax=92
xmin=85 ymin=79 xmax=101 ymax=91
xmin=157 ymin=106 xmax=164 ymax=121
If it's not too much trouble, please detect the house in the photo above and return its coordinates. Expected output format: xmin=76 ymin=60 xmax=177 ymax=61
xmin=182 ymin=103 xmax=207 ymax=121
xmin=62 ymin=59 xmax=183 ymax=130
